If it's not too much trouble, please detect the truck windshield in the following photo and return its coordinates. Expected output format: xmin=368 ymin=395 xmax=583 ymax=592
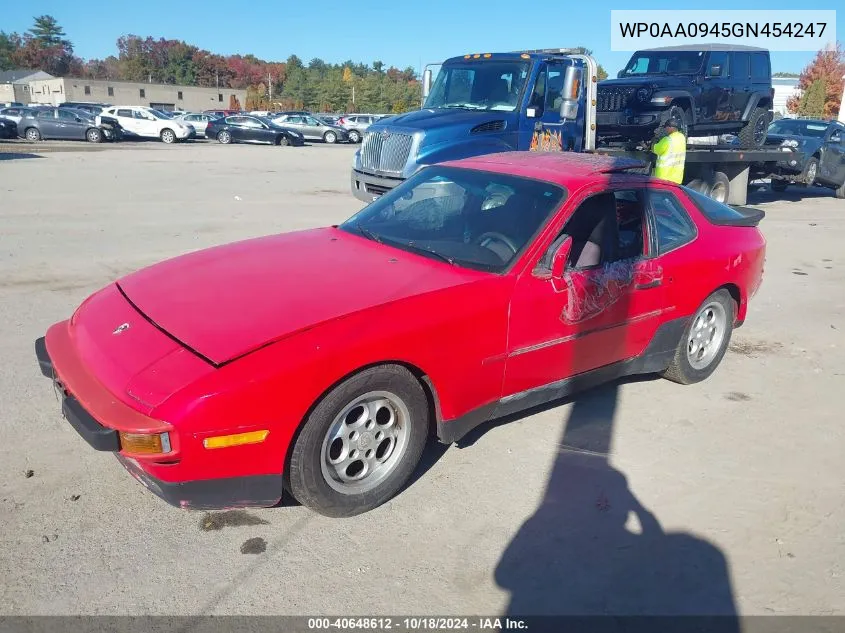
xmin=340 ymin=165 xmax=565 ymax=273
xmin=424 ymin=61 xmax=529 ymax=112
xmin=621 ymin=50 xmax=704 ymax=75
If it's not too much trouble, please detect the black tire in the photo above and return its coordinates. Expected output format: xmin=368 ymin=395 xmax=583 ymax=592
xmin=770 ymin=180 xmax=788 ymax=193
xmin=708 ymin=171 xmax=731 ymax=204
xmin=738 ymin=107 xmax=769 ymax=148
xmin=323 ymin=130 xmax=338 ymax=144
xmin=217 ymin=130 xmax=232 ymax=145
xmin=686 ymin=178 xmax=711 ymax=196
xmin=86 ymin=128 xmax=102 ymax=143
xmin=24 ymin=127 xmax=41 ymax=142
xmin=277 ymin=135 xmax=289 ymax=147
xmin=160 ymin=128 xmax=177 ymax=144
xmin=348 ymin=129 xmax=362 ymax=143
xmin=655 ymin=104 xmax=690 ymax=140
xmin=802 ymin=157 xmax=819 ymax=186
xmin=663 ymin=289 xmax=735 ymax=385
xmin=288 ymin=364 xmax=430 ymax=517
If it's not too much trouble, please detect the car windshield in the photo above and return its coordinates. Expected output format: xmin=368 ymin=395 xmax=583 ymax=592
xmin=152 ymin=109 xmax=174 ymax=119
xmin=768 ymin=119 xmax=829 ymax=138
xmin=423 ymin=60 xmax=530 ymax=112
xmin=621 ymin=50 xmax=705 ymax=75
xmin=339 ymin=166 xmax=565 ymax=273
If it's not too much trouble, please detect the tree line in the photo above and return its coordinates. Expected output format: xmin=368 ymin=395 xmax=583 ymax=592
xmin=0 ymin=16 xmax=421 ymax=113
xmin=786 ymin=43 xmax=845 ymax=120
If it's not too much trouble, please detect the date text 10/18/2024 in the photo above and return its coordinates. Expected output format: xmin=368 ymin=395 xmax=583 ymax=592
xmin=307 ymin=617 xmax=529 ymax=631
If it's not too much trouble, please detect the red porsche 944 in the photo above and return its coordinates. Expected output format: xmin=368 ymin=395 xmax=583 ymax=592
xmin=36 ymin=152 xmax=765 ymax=517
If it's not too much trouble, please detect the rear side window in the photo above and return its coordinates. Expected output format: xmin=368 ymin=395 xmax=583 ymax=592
xmin=751 ymin=53 xmax=770 ymax=79
xmin=683 ymin=187 xmax=757 ymax=224
xmin=116 ymin=109 xmax=132 ymax=117
xmin=647 ymin=190 xmax=697 ymax=254
xmin=732 ymin=52 xmax=750 ymax=80
xmin=706 ymin=52 xmax=729 ymax=78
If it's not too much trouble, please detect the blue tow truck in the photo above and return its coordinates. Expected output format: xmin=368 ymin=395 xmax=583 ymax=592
xmin=350 ymin=48 xmax=788 ymax=206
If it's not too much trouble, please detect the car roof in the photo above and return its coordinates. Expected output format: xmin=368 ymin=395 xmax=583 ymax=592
xmin=640 ymin=43 xmax=767 ymax=52
xmin=444 ymin=152 xmax=651 ymax=188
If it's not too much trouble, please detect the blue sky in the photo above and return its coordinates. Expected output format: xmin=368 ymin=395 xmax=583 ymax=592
xmin=4 ymin=1 xmax=842 ymax=75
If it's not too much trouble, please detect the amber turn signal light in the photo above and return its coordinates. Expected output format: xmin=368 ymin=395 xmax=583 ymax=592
xmin=203 ymin=430 xmax=269 ymax=450
xmin=119 ymin=431 xmax=172 ymax=455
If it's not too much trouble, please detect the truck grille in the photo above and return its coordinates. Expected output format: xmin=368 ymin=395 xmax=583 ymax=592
xmin=597 ymin=87 xmax=637 ymax=112
xmin=360 ymin=131 xmax=413 ymax=174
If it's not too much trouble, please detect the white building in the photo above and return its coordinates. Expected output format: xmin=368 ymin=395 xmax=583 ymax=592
xmin=772 ymin=77 xmax=801 ymax=117
xmin=0 ymin=69 xmax=54 ymax=105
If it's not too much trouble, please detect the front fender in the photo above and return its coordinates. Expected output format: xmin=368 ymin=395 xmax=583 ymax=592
xmin=651 ymin=90 xmax=697 ymax=122
xmin=741 ymin=92 xmax=772 ymax=121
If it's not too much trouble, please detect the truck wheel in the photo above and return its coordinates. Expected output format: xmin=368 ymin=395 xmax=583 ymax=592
xmin=770 ymin=180 xmax=788 ymax=193
xmin=685 ymin=179 xmax=710 ymax=196
xmin=738 ymin=107 xmax=769 ymax=148
xmin=662 ymin=289 xmax=734 ymax=385
xmin=288 ymin=364 xmax=430 ymax=517
xmin=708 ymin=171 xmax=731 ymax=204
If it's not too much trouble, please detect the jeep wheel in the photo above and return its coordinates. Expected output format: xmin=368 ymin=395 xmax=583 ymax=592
xmin=656 ymin=105 xmax=690 ymax=139
xmin=738 ymin=107 xmax=769 ymax=148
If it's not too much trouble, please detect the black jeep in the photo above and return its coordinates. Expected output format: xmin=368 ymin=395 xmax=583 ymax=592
xmin=596 ymin=44 xmax=773 ymax=148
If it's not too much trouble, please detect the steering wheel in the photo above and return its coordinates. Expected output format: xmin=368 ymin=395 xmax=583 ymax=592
xmin=475 ymin=231 xmax=519 ymax=255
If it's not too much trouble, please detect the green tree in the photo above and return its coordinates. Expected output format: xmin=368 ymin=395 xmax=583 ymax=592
xmin=28 ymin=15 xmax=68 ymax=47
xmin=0 ymin=32 xmax=19 ymax=70
xmin=798 ymin=79 xmax=826 ymax=118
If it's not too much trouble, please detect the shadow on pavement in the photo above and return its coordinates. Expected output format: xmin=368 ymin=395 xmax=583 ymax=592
xmin=0 ymin=152 xmax=43 ymax=161
xmin=748 ymin=182 xmax=837 ymax=204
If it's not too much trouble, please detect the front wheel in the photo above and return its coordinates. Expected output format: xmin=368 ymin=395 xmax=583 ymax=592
xmin=662 ymin=289 xmax=735 ymax=385
xmin=802 ymin=157 xmax=818 ymax=187
xmin=738 ymin=107 xmax=769 ymax=148
xmin=277 ymin=135 xmax=289 ymax=147
xmin=160 ymin=128 xmax=176 ymax=144
xmin=323 ymin=130 xmax=338 ymax=144
xmin=86 ymin=128 xmax=102 ymax=143
xmin=288 ymin=364 xmax=430 ymax=517
xmin=348 ymin=129 xmax=362 ymax=143
xmin=25 ymin=127 xmax=41 ymax=142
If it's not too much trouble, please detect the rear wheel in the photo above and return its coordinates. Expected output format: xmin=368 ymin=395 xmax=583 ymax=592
xmin=160 ymin=128 xmax=176 ymax=144
xmin=86 ymin=128 xmax=102 ymax=143
xmin=708 ymin=171 xmax=731 ymax=204
xmin=738 ymin=107 xmax=769 ymax=148
xmin=323 ymin=130 xmax=338 ymax=144
xmin=277 ymin=135 xmax=289 ymax=147
xmin=288 ymin=364 xmax=430 ymax=517
xmin=685 ymin=178 xmax=710 ymax=196
xmin=25 ymin=127 xmax=41 ymax=142
xmin=217 ymin=130 xmax=232 ymax=144
xmin=663 ymin=289 xmax=734 ymax=385
xmin=348 ymin=129 xmax=362 ymax=143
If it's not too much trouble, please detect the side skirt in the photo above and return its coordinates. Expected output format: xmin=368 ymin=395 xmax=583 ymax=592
xmin=436 ymin=317 xmax=688 ymax=444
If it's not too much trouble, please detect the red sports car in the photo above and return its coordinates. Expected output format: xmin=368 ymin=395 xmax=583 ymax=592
xmin=35 ymin=153 xmax=765 ymax=517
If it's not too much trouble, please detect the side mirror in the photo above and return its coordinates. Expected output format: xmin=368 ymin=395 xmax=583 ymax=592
xmin=617 ymin=70 xmax=625 ymax=79
xmin=75 ymin=116 xmax=82 ymax=122
xmin=551 ymin=236 xmax=573 ymax=278
xmin=422 ymin=69 xmax=432 ymax=99
xmin=559 ymin=66 xmax=583 ymax=120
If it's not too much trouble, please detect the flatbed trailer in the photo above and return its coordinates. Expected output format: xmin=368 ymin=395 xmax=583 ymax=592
xmin=592 ymin=145 xmax=792 ymax=206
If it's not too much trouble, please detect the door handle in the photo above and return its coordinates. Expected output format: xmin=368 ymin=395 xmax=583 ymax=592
xmin=635 ymin=279 xmax=662 ymax=290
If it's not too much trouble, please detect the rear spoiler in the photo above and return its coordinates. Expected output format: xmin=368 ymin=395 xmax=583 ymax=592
xmin=718 ymin=206 xmax=765 ymax=227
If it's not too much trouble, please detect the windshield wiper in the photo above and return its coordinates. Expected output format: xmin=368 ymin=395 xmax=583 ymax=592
xmin=356 ymin=225 xmax=382 ymax=243
xmin=400 ymin=240 xmax=456 ymax=265
xmin=443 ymin=103 xmax=486 ymax=110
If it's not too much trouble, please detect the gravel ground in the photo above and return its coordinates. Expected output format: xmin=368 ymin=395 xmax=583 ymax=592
xmin=0 ymin=142 xmax=843 ymax=616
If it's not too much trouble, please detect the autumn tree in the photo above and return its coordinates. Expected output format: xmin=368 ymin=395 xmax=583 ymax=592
xmin=787 ymin=43 xmax=845 ymax=119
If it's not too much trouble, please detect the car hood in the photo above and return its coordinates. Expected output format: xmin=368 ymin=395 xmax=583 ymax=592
xmin=117 ymin=227 xmax=483 ymax=365
xmin=370 ymin=108 xmax=509 ymax=133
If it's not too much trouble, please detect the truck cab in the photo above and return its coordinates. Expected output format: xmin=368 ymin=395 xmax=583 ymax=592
xmin=351 ymin=50 xmax=597 ymax=202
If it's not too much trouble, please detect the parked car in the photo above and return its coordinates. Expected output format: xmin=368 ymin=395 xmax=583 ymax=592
xmin=766 ymin=118 xmax=845 ymax=197
xmin=0 ymin=117 xmax=16 ymax=139
xmin=271 ymin=113 xmax=349 ymax=143
xmin=173 ymin=112 xmax=218 ymax=137
xmin=316 ymin=114 xmax=341 ymax=125
xmin=0 ymin=106 xmax=42 ymax=125
xmin=597 ymin=44 xmax=773 ymax=148
xmin=97 ymin=106 xmax=193 ymax=143
xmin=205 ymin=115 xmax=304 ymax=146
xmin=18 ymin=107 xmax=107 ymax=142
xmin=0 ymin=101 xmax=24 ymax=108
xmin=336 ymin=114 xmax=379 ymax=143
xmin=60 ymin=102 xmax=110 ymax=117
xmin=35 ymin=152 xmax=765 ymax=517
xmin=203 ymin=109 xmax=239 ymax=118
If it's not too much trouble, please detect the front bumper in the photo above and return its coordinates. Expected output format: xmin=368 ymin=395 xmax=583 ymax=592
xmin=35 ymin=332 xmax=283 ymax=510
xmin=596 ymin=110 xmax=661 ymax=137
xmin=350 ymin=168 xmax=404 ymax=203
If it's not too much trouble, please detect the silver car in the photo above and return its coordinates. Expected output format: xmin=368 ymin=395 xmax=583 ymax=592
xmin=336 ymin=114 xmax=382 ymax=143
xmin=271 ymin=114 xmax=349 ymax=144
xmin=0 ymin=106 xmax=41 ymax=125
xmin=173 ymin=112 xmax=218 ymax=137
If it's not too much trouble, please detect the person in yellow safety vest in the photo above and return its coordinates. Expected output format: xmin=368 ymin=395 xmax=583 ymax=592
xmin=652 ymin=117 xmax=686 ymax=184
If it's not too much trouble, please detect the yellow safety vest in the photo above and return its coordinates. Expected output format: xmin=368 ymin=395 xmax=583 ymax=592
xmin=653 ymin=131 xmax=686 ymax=184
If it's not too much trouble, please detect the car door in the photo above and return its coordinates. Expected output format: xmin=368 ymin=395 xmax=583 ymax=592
xmin=284 ymin=115 xmax=309 ymax=137
xmin=728 ymin=51 xmax=751 ymax=122
xmin=57 ymin=109 xmax=87 ymax=139
xmin=520 ymin=58 xmax=584 ymax=151
xmin=303 ymin=116 xmax=325 ymax=139
xmin=820 ymin=125 xmax=845 ymax=185
xmin=224 ymin=116 xmax=249 ymax=141
xmin=241 ymin=116 xmax=270 ymax=142
xmin=36 ymin=109 xmax=61 ymax=138
xmin=700 ymin=51 xmax=732 ymax=124
xmin=502 ymin=185 xmax=667 ymax=398
xmin=133 ymin=109 xmax=159 ymax=137
xmin=114 ymin=108 xmax=138 ymax=135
